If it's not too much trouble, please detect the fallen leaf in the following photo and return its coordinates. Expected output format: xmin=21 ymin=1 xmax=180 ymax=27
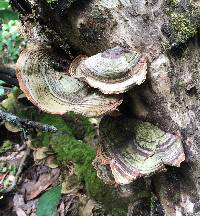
xmin=57 ymin=194 xmax=79 ymax=216
xmin=13 ymin=194 xmax=37 ymax=216
xmin=79 ymin=196 xmax=104 ymax=216
xmin=0 ymin=150 xmax=25 ymax=162
xmin=5 ymin=122 xmax=21 ymax=133
xmin=17 ymin=93 xmax=26 ymax=99
xmin=46 ymin=156 xmax=58 ymax=169
xmin=61 ymin=175 xmax=80 ymax=194
xmin=23 ymin=168 xmax=60 ymax=200
xmin=36 ymin=186 xmax=61 ymax=216
xmin=16 ymin=208 xmax=27 ymax=216
xmin=33 ymin=147 xmax=49 ymax=161
xmin=59 ymin=202 xmax=65 ymax=216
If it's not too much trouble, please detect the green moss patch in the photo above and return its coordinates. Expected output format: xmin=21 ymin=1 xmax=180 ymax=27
xmin=167 ymin=0 xmax=200 ymax=45
xmin=33 ymin=114 xmax=105 ymax=198
xmin=33 ymin=114 xmax=129 ymax=214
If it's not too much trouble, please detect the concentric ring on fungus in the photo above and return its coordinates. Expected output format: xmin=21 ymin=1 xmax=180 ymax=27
xmin=16 ymin=45 xmax=122 ymax=117
xmin=93 ymin=115 xmax=185 ymax=185
xmin=69 ymin=47 xmax=148 ymax=94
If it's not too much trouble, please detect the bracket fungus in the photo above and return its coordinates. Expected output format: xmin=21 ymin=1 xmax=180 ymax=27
xmin=69 ymin=47 xmax=147 ymax=94
xmin=16 ymin=44 xmax=122 ymax=117
xmin=94 ymin=116 xmax=185 ymax=185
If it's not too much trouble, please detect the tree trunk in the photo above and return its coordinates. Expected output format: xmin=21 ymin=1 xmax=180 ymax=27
xmin=12 ymin=0 xmax=200 ymax=215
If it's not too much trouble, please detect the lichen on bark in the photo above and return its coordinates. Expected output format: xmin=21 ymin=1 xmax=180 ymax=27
xmin=166 ymin=0 xmax=200 ymax=45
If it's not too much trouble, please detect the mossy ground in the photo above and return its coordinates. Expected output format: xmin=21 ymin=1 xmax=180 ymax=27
xmin=33 ymin=114 xmax=99 ymax=195
xmin=33 ymin=113 xmax=128 ymax=215
xmin=1 ymin=88 xmax=129 ymax=215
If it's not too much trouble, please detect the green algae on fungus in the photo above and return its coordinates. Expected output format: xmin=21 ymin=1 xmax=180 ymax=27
xmin=169 ymin=0 xmax=179 ymax=7
xmin=16 ymin=44 xmax=122 ymax=117
xmin=69 ymin=47 xmax=147 ymax=94
xmin=95 ymin=115 xmax=185 ymax=185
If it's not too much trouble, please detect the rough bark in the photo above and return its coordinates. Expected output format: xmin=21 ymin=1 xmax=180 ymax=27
xmin=10 ymin=0 xmax=200 ymax=215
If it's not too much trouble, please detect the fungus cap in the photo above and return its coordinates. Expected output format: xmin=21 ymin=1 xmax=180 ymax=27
xmin=16 ymin=45 xmax=122 ymax=117
xmin=70 ymin=47 xmax=147 ymax=94
xmin=94 ymin=115 xmax=185 ymax=185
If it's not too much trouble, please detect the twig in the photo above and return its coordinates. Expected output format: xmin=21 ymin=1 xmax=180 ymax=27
xmin=0 ymin=109 xmax=57 ymax=132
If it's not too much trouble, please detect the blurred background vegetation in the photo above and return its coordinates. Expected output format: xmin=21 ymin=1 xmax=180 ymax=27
xmin=0 ymin=0 xmax=25 ymax=96
xmin=0 ymin=0 xmax=25 ymax=64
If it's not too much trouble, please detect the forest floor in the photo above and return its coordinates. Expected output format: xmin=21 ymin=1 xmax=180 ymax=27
xmin=0 ymin=86 xmax=132 ymax=216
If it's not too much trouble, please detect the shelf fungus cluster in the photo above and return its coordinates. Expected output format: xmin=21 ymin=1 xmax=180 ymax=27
xmin=16 ymin=45 xmax=147 ymax=117
xmin=93 ymin=116 xmax=185 ymax=185
xmin=16 ymin=44 xmax=185 ymax=184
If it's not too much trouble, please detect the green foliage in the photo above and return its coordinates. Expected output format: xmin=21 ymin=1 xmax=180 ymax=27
xmin=0 ymin=0 xmax=18 ymax=23
xmin=0 ymin=87 xmax=4 ymax=95
xmin=0 ymin=140 xmax=13 ymax=154
xmin=0 ymin=163 xmax=16 ymax=175
xmin=0 ymin=163 xmax=17 ymax=191
xmin=0 ymin=0 xmax=9 ymax=10
xmin=0 ymin=20 xmax=24 ymax=63
xmin=0 ymin=1 xmax=24 ymax=63
xmin=36 ymin=186 xmax=61 ymax=216
xmin=0 ymin=9 xmax=18 ymax=22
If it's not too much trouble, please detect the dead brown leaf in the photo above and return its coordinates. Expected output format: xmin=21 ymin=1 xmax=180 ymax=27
xmin=46 ymin=156 xmax=59 ymax=169
xmin=16 ymin=208 xmax=27 ymax=216
xmin=79 ymin=195 xmax=104 ymax=216
xmin=21 ymin=167 xmax=60 ymax=201
xmin=57 ymin=194 xmax=79 ymax=216
xmin=13 ymin=193 xmax=37 ymax=216
xmin=33 ymin=147 xmax=48 ymax=161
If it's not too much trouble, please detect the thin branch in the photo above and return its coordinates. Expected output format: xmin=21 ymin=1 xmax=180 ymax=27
xmin=0 ymin=109 xmax=57 ymax=132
